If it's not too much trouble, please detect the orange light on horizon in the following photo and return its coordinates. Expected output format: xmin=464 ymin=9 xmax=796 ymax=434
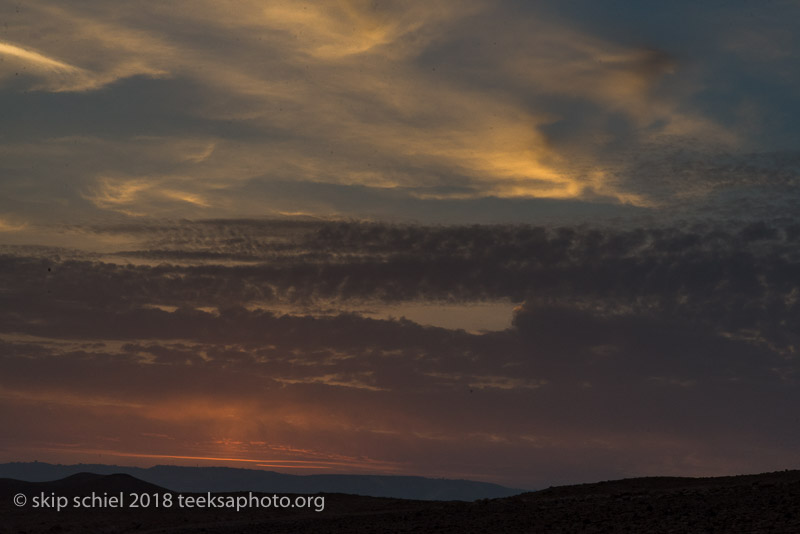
xmin=26 ymin=446 xmax=405 ymax=474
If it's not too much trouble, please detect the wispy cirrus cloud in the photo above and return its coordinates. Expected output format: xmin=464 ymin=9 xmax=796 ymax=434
xmin=0 ymin=215 xmax=27 ymax=232
xmin=0 ymin=40 xmax=81 ymax=72
xmin=5 ymin=0 xmax=795 ymax=225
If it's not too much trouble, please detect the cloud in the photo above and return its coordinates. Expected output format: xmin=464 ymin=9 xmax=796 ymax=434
xmin=4 ymin=218 xmax=797 ymax=330
xmin=3 ymin=0 xmax=800 ymax=486
xmin=0 ymin=29 xmax=165 ymax=92
xmin=6 ymin=0 xmax=795 ymax=224
xmin=0 ymin=215 xmax=27 ymax=232
xmin=85 ymin=175 xmax=212 ymax=215
xmin=2 ymin=220 xmax=798 ymax=386
xmin=1 ymin=259 xmax=798 ymax=485
xmin=0 ymin=40 xmax=83 ymax=72
xmin=0 ymin=39 xmax=150 ymax=93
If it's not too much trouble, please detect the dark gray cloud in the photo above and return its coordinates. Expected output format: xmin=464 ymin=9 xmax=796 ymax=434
xmin=8 ymin=218 xmax=794 ymax=318
xmin=1 ymin=218 xmax=799 ymax=486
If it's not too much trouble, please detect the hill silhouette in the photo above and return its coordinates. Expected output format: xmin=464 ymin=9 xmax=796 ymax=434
xmin=0 ymin=462 xmax=522 ymax=500
xmin=0 ymin=472 xmax=167 ymax=499
xmin=1 ymin=469 xmax=800 ymax=532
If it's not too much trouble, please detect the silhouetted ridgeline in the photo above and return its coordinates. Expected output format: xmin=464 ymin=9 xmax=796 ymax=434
xmin=0 ymin=472 xmax=165 ymax=497
xmin=1 ymin=469 xmax=800 ymax=532
xmin=0 ymin=462 xmax=524 ymax=501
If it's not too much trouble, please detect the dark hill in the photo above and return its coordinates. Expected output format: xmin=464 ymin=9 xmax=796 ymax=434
xmin=1 ymin=469 xmax=800 ymax=532
xmin=0 ymin=472 xmax=168 ymax=498
xmin=0 ymin=462 xmax=523 ymax=500
xmin=522 ymin=469 xmax=800 ymax=499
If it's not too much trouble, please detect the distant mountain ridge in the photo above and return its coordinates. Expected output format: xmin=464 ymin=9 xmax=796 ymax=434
xmin=0 ymin=472 xmax=167 ymax=498
xmin=3 ymin=468 xmax=800 ymax=532
xmin=0 ymin=462 xmax=525 ymax=501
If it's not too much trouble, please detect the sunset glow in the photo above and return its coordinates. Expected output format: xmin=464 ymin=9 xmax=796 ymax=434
xmin=2 ymin=0 xmax=799 ymax=490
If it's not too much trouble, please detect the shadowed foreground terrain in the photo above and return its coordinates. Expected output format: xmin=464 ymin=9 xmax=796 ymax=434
xmin=2 ymin=470 xmax=800 ymax=533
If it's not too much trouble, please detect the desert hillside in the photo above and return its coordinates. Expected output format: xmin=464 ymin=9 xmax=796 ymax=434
xmin=2 ymin=470 xmax=799 ymax=533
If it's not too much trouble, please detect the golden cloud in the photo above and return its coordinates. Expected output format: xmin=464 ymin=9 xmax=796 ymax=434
xmin=0 ymin=1 xmax=745 ymax=218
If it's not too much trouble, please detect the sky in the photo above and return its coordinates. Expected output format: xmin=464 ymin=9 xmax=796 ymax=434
xmin=0 ymin=0 xmax=799 ymax=489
